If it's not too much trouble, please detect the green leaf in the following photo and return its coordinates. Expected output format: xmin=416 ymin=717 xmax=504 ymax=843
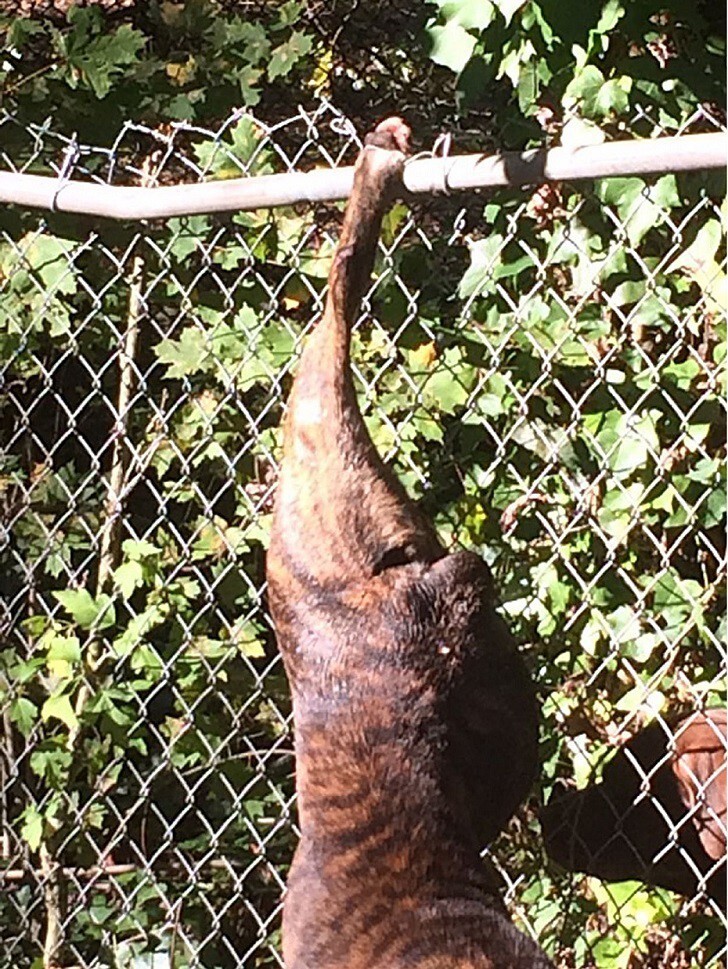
xmin=511 ymin=418 xmax=578 ymax=468
xmin=560 ymin=117 xmax=605 ymax=153
xmin=492 ymin=0 xmax=526 ymax=25
xmin=275 ymin=1 xmax=305 ymax=28
xmin=686 ymin=457 xmax=720 ymax=485
xmin=268 ymin=31 xmax=313 ymax=81
xmin=424 ymin=371 xmax=469 ymax=414
xmin=623 ymin=632 xmax=660 ymax=664
xmin=596 ymin=483 xmax=643 ymax=544
xmin=671 ymin=219 xmax=721 ymax=270
xmin=241 ymin=637 xmax=265 ymax=659
xmin=704 ymin=488 xmax=727 ymax=528
xmin=54 ymin=589 xmax=116 ymax=630
xmin=667 ymin=219 xmax=727 ymax=311
xmin=47 ymin=634 xmax=81 ymax=665
xmin=597 ymin=175 xmax=678 ymax=246
xmin=594 ymin=0 xmax=625 ymax=35
xmin=458 ymin=235 xmax=504 ymax=298
xmin=236 ymin=64 xmax=264 ymax=106
xmin=431 ymin=0 xmax=494 ymax=30
xmin=427 ymin=21 xmax=477 ymax=73
xmin=212 ymin=19 xmax=270 ymax=63
xmin=8 ymin=656 xmax=45 ymax=685
xmin=597 ymin=176 xmax=641 ymax=208
xmin=29 ymin=747 xmax=73 ymax=786
xmin=8 ymin=17 xmax=46 ymax=48
xmin=63 ymin=19 xmax=146 ymax=99
xmin=611 ymin=279 xmax=645 ymax=307
xmin=616 ymin=686 xmax=665 ymax=715
xmin=46 ymin=632 xmax=81 ymax=678
xmin=650 ymin=173 xmax=680 ymax=209
xmin=662 ymin=357 xmax=700 ymax=391
xmin=121 ymin=538 xmax=160 ymax=561
xmin=155 ymin=327 xmax=209 ymax=380
xmin=410 ymin=411 xmax=445 ymax=441
xmin=497 ymin=39 xmax=537 ymax=89
xmin=594 ymin=409 xmax=660 ymax=479
xmin=21 ymin=806 xmax=43 ymax=852
xmin=563 ymin=64 xmax=604 ymax=113
xmin=193 ymin=117 xmax=274 ymax=177
xmin=131 ymin=644 xmax=164 ymax=678
xmin=166 ymin=91 xmax=205 ymax=120
xmin=166 ymin=216 xmax=212 ymax=261
xmin=113 ymin=604 xmax=169 ymax=658
xmin=653 ymin=570 xmax=703 ymax=614
xmin=114 ymin=561 xmax=144 ymax=599
xmin=88 ymin=687 xmax=135 ymax=726
xmin=54 ymin=589 xmax=99 ymax=628
xmin=593 ymin=77 xmax=630 ymax=117
xmin=10 ymin=697 xmax=38 ymax=738
xmin=16 ymin=235 xmax=77 ymax=296
xmin=422 ymin=348 xmax=476 ymax=414
xmin=41 ymin=693 xmax=79 ymax=732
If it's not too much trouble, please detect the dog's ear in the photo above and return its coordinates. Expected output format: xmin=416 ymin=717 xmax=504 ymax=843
xmin=673 ymin=713 xmax=727 ymax=861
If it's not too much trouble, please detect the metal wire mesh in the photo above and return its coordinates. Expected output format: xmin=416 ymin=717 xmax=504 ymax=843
xmin=0 ymin=101 xmax=726 ymax=968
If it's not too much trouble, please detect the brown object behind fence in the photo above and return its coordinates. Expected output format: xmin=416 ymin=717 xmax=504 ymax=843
xmin=541 ymin=709 xmax=727 ymax=907
xmin=266 ymin=118 xmax=550 ymax=968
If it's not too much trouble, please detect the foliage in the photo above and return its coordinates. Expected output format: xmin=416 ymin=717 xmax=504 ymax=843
xmin=424 ymin=0 xmax=725 ymax=143
xmin=0 ymin=0 xmax=725 ymax=967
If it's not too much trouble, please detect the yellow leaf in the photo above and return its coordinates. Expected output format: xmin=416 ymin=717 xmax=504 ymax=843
xmin=409 ymin=341 xmax=438 ymax=370
xmin=308 ymin=48 xmax=333 ymax=94
xmin=166 ymin=56 xmax=196 ymax=86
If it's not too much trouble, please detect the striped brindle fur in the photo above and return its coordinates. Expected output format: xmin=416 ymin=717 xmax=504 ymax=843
xmin=267 ymin=118 xmax=551 ymax=969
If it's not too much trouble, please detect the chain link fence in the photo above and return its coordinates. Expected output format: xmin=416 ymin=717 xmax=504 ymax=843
xmin=0 ymin=100 xmax=726 ymax=967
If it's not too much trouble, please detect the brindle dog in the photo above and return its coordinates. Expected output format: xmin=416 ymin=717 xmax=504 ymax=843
xmin=267 ymin=118 xmax=550 ymax=969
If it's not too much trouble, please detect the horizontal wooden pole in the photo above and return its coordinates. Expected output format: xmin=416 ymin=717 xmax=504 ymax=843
xmin=0 ymin=132 xmax=724 ymax=221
